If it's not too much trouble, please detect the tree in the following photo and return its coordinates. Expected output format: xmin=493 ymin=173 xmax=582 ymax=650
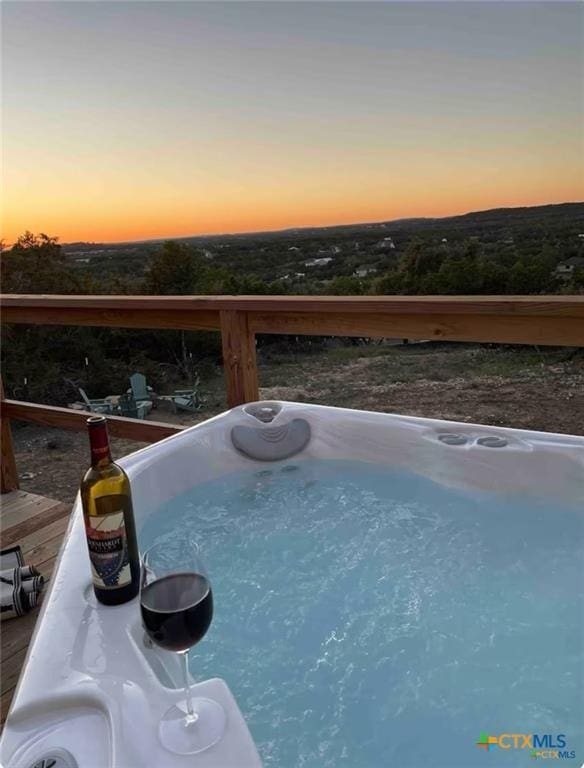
xmin=371 ymin=270 xmax=405 ymax=295
xmin=1 ymin=231 xmax=81 ymax=294
xmin=141 ymin=242 xmax=231 ymax=377
xmin=143 ymin=241 xmax=202 ymax=295
xmin=400 ymin=239 xmax=444 ymax=283
xmin=1 ymin=233 xmax=98 ymax=402
xmin=327 ymin=275 xmax=365 ymax=295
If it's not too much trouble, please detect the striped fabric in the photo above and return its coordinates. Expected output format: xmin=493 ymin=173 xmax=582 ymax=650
xmin=0 ymin=546 xmax=45 ymax=621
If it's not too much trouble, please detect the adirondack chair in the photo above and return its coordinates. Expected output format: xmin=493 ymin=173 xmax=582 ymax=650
xmin=157 ymin=385 xmax=202 ymax=414
xmin=117 ymin=393 xmax=149 ymax=420
xmin=127 ymin=373 xmax=153 ymax=415
xmin=170 ymin=379 xmax=203 ymax=413
xmin=78 ymin=388 xmax=114 ymax=414
xmin=170 ymin=391 xmax=202 ymax=414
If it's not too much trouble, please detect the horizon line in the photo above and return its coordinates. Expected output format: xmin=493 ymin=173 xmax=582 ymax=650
xmin=7 ymin=199 xmax=584 ymax=249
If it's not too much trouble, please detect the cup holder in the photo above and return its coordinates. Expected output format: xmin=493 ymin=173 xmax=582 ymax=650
xmin=437 ymin=433 xmax=468 ymax=446
xmin=477 ymin=436 xmax=508 ymax=448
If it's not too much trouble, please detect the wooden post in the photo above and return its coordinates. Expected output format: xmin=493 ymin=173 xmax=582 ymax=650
xmin=220 ymin=310 xmax=259 ymax=408
xmin=1 ymin=377 xmax=19 ymax=493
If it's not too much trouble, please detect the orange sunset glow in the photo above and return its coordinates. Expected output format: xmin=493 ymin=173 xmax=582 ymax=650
xmin=2 ymin=1 xmax=583 ymax=244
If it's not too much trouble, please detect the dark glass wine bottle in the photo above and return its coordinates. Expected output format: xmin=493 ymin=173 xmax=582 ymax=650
xmin=81 ymin=415 xmax=140 ymax=605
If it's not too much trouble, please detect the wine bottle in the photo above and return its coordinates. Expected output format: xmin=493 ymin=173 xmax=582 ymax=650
xmin=81 ymin=415 xmax=140 ymax=605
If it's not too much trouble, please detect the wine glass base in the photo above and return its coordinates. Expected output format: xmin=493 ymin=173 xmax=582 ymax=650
xmin=158 ymin=697 xmax=226 ymax=755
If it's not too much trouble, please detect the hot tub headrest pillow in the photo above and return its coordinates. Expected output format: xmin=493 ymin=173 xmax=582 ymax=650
xmin=231 ymin=418 xmax=311 ymax=461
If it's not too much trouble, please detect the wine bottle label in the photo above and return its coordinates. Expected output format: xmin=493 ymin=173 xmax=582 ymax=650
xmin=90 ymin=444 xmax=110 ymax=462
xmin=86 ymin=495 xmax=132 ymax=590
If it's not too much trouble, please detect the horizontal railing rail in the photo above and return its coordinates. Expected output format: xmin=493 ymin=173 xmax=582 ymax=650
xmin=0 ymin=400 xmax=184 ymax=442
xmin=3 ymin=294 xmax=584 ymax=313
xmin=1 ymin=293 xmax=583 ymax=492
xmin=3 ymin=294 xmax=584 ymax=343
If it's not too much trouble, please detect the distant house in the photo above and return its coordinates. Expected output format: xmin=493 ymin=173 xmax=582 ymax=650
xmin=288 ymin=246 xmax=301 ymax=252
xmin=374 ymin=237 xmax=395 ymax=251
xmin=555 ymin=256 xmax=584 ymax=279
xmin=305 ymin=257 xmax=333 ymax=267
xmin=354 ymin=266 xmax=378 ymax=277
xmin=441 ymin=238 xmax=448 ymax=244
xmin=578 ymin=234 xmax=584 ymax=239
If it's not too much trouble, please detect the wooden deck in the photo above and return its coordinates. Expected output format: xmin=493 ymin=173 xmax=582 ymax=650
xmin=0 ymin=490 xmax=72 ymax=726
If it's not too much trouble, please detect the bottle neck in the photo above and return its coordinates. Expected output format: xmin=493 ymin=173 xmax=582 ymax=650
xmin=89 ymin=422 xmax=112 ymax=468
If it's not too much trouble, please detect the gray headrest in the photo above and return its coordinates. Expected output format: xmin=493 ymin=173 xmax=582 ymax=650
xmin=231 ymin=419 xmax=311 ymax=461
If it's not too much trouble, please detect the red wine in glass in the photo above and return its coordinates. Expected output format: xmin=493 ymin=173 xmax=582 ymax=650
xmin=141 ymin=572 xmax=213 ymax=652
xmin=140 ymin=541 xmax=225 ymax=755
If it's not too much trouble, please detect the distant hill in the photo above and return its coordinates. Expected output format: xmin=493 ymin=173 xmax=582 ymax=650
xmin=62 ymin=202 xmax=584 ymax=253
xmin=59 ymin=199 xmax=584 ymax=295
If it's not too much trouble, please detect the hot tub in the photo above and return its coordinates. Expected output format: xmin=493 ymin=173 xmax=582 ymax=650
xmin=1 ymin=402 xmax=583 ymax=768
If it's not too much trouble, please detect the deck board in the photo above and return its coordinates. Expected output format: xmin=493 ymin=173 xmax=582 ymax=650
xmin=0 ymin=490 xmax=72 ymax=727
xmin=2 ymin=501 xmax=71 ymax=547
xmin=18 ymin=515 xmax=71 ymax=556
xmin=1 ymin=493 xmax=63 ymax=530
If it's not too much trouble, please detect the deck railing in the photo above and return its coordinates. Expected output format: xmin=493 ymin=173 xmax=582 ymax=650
xmin=1 ymin=294 xmax=583 ymax=493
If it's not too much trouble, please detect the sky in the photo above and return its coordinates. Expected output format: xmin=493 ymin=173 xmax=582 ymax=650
xmin=2 ymin=1 xmax=583 ymax=244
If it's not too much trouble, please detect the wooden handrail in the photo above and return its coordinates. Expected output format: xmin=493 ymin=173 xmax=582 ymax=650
xmin=3 ymin=294 xmax=583 ymax=345
xmin=2 ymin=293 xmax=583 ymax=315
xmin=1 ymin=293 xmax=583 ymax=493
xmin=1 ymin=400 xmax=183 ymax=443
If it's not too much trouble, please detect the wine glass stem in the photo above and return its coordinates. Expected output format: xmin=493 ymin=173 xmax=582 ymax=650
xmin=180 ymin=650 xmax=198 ymax=723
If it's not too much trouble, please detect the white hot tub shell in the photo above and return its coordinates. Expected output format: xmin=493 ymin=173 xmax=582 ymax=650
xmin=1 ymin=402 xmax=583 ymax=768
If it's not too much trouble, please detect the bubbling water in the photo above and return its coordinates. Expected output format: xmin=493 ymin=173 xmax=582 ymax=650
xmin=141 ymin=460 xmax=583 ymax=768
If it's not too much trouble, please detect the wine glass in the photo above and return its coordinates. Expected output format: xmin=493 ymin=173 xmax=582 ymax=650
xmin=140 ymin=539 xmax=226 ymax=755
